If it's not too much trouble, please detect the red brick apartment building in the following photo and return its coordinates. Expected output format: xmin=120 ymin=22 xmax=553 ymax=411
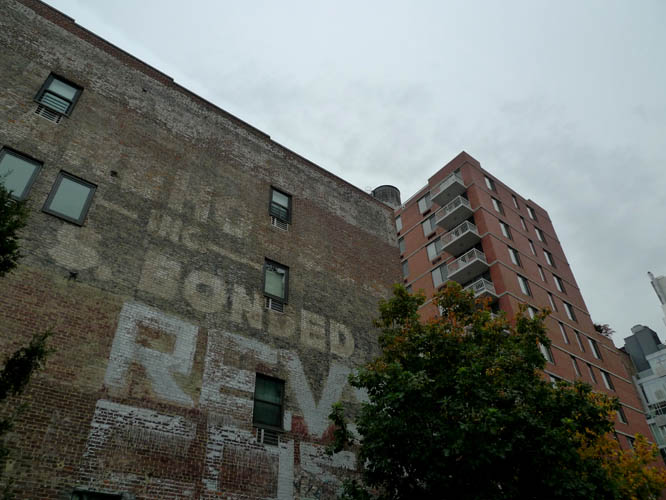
xmin=394 ymin=151 xmax=651 ymax=448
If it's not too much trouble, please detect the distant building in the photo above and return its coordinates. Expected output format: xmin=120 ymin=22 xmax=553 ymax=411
xmin=394 ymin=151 xmax=652 ymax=449
xmin=649 ymin=271 xmax=666 ymax=328
xmin=623 ymin=325 xmax=666 ymax=458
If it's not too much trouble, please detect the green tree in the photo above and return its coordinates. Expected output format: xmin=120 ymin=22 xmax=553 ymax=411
xmin=0 ymin=183 xmax=52 ymax=497
xmin=329 ymin=284 xmax=666 ymax=500
xmin=0 ymin=182 xmax=28 ymax=277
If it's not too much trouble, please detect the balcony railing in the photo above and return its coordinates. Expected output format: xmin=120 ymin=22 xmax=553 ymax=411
xmin=432 ymin=171 xmax=466 ymax=207
xmin=441 ymin=221 xmax=480 ymax=257
xmin=447 ymin=248 xmax=488 ymax=283
xmin=464 ymin=278 xmax=498 ymax=301
xmin=435 ymin=195 xmax=473 ymax=230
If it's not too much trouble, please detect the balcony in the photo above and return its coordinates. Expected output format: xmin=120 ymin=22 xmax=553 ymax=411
xmin=431 ymin=171 xmax=466 ymax=207
xmin=441 ymin=221 xmax=480 ymax=257
xmin=435 ymin=195 xmax=473 ymax=230
xmin=464 ymin=278 xmax=498 ymax=303
xmin=447 ymin=248 xmax=488 ymax=284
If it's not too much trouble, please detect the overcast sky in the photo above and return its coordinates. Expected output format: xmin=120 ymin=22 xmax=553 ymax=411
xmin=44 ymin=0 xmax=666 ymax=346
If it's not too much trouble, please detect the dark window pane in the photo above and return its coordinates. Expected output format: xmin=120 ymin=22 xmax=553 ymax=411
xmin=39 ymin=91 xmax=70 ymax=113
xmin=264 ymin=265 xmax=286 ymax=299
xmin=270 ymin=201 xmax=289 ymax=220
xmin=47 ymin=78 xmax=78 ymax=100
xmin=255 ymin=376 xmax=282 ymax=404
xmin=253 ymin=401 xmax=281 ymax=427
xmin=0 ymin=151 xmax=39 ymax=198
xmin=47 ymin=176 xmax=93 ymax=220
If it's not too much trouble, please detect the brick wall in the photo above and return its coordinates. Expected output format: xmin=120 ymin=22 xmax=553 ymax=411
xmin=0 ymin=1 xmax=401 ymax=498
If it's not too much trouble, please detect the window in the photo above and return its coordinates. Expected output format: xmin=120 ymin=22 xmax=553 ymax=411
xmin=553 ymin=275 xmax=565 ymax=293
xmin=485 ymin=176 xmax=496 ymax=191
xmin=35 ymin=73 xmax=82 ymax=116
xmin=508 ymin=246 xmax=521 ymax=267
xmin=547 ymin=292 xmax=557 ymax=311
xmin=422 ymin=214 xmax=436 ymax=236
xmin=588 ymin=337 xmax=602 ymax=359
xmin=571 ymin=356 xmax=581 ymax=377
xmin=528 ymin=240 xmax=536 ymax=255
xmin=395 ymin=215 xmax=403 ymax=232
xmin=71 ymin=491 xmax=122 ymax=500
xmin=587 ymin=363 xmax=597 ymax=384
xmin=512 ymin=194 xmax=519 ymax=209
xmin=402 ymin=260 xmax=409 ymax=278
xmin=540 ymin=343 xmax=554 ymax=363
xmin=564 ymin=302 xmax=576 ymax=322
xmin=398 ymin=237 xmax=406 ymax=255
xmin=549 ymin=374 xmax=562 ymax=386
xmin=575 ymin=330 xmax=585 ymax=352
xmin=406 ymin=285 xmax=413 ymax=294
xmin=0 ymin=148 xmax=41 ymax=200
xmin=535 ymin=227 xmax=546 ymax=243
xmin=618 ymin=406 xmax=628 ymax=424
xmin=527 ymin=306 xmax=538 ymax=319
xmin=417 ymin=192 xmax=432 ymax=214
xmin=624 ymin=436 xmax=635 ymax=450
xmin=544 ymin=250 xmax=555 ymax=267
xmin=269 ymin=187 xmax=291 ymax=222
xmin=527 ymin=205 xmax=537 ymax=220
xmin=558 ymin=322 xmax=570 ymax=344
xmin=492 ymin=197 xmax=504 ymax=214
xmin=537 ymin=265 xmax=546 ymax=282
xmin=264 ymin=260 xmax=289 ymax=304
xmin=432 ymin=264 xmax=447 ymax=288
xmin=42 ymin=171 xmax=96 ymax=225
xmin=426 ymin=238 xmax=443 ymax=260
xmin=517 ymin=275 xmax=531 ymax=296
xmin=601 ymin=370 xmax=615 ymax=391
xmin=253 ymin=374 xmax=284 ymax=429
xmin=519 ymin=216 xmax=527 ymax=231
xmin=499 ymin=221 xmax=512 ymax=240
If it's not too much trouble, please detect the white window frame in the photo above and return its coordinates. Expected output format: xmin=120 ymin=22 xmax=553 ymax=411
xmin=426 ymin=238 xmax=442 ymax=261
xmin=417 ymin=192 xmax=432 ymax=214
xmin=571 ymin=356 xmax=581 ymax=377
xmin=518 ymin=275 xmax=531 ymax=296
xmin=547 ymin=292 xmax=557 ymax=311
xmin=558 ymin=322 xmax=570 ymax=344
xmin=537 ymin=265 xmax=546 ymax=282
xmin=601 ymin=370 xmax=615 ymax=391
xmin=499 ymin=221 xmax=511 ymax=239
xmin=492 ymin=197 xmax=503 ymax=214
xmin=528 ymin=240 xmax=536 ymax=256
xmin=508 ymin=247 xmax=521 ymax=266
xmin=588 ymin=337 xmax=602 ymax=359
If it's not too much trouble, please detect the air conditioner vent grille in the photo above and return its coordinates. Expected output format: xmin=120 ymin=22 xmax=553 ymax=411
xmin=265 ymin=297 xmax=284 ymax=313
xmin=255 ymin=427 xmax=280 ymax=446
xmin=35 ymin=104 xmax=62 ymax=123
xmin=271 ymin=216 xmax=289 ymax=231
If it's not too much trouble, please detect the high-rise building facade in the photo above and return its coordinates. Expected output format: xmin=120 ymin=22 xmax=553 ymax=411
xmin=623 ymin=325 xmax=666 ymax=458
xmin=0 ymin=1 xmax=400 ymax=498
xmin=649 ymin=272 xmax=666 ymax=328
xmin=395 ymin=151 xmax=651 ymax=448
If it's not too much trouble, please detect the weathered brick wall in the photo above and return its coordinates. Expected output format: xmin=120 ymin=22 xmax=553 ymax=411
xmin=0 ymin=1 xmax=401 ymax=498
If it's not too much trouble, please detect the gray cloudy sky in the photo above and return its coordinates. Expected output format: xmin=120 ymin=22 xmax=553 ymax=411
xmin=45 ymin=0 xmax=666 ymax=346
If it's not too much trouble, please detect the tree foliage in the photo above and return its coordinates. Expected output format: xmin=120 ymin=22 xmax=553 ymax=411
xmin=0 ymin=182 xmax=52 ymax=497
xmin=330 ymin=283 xmax=666 ymax=500
xmin=0 ymin=184 xmax=28 ymax=277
